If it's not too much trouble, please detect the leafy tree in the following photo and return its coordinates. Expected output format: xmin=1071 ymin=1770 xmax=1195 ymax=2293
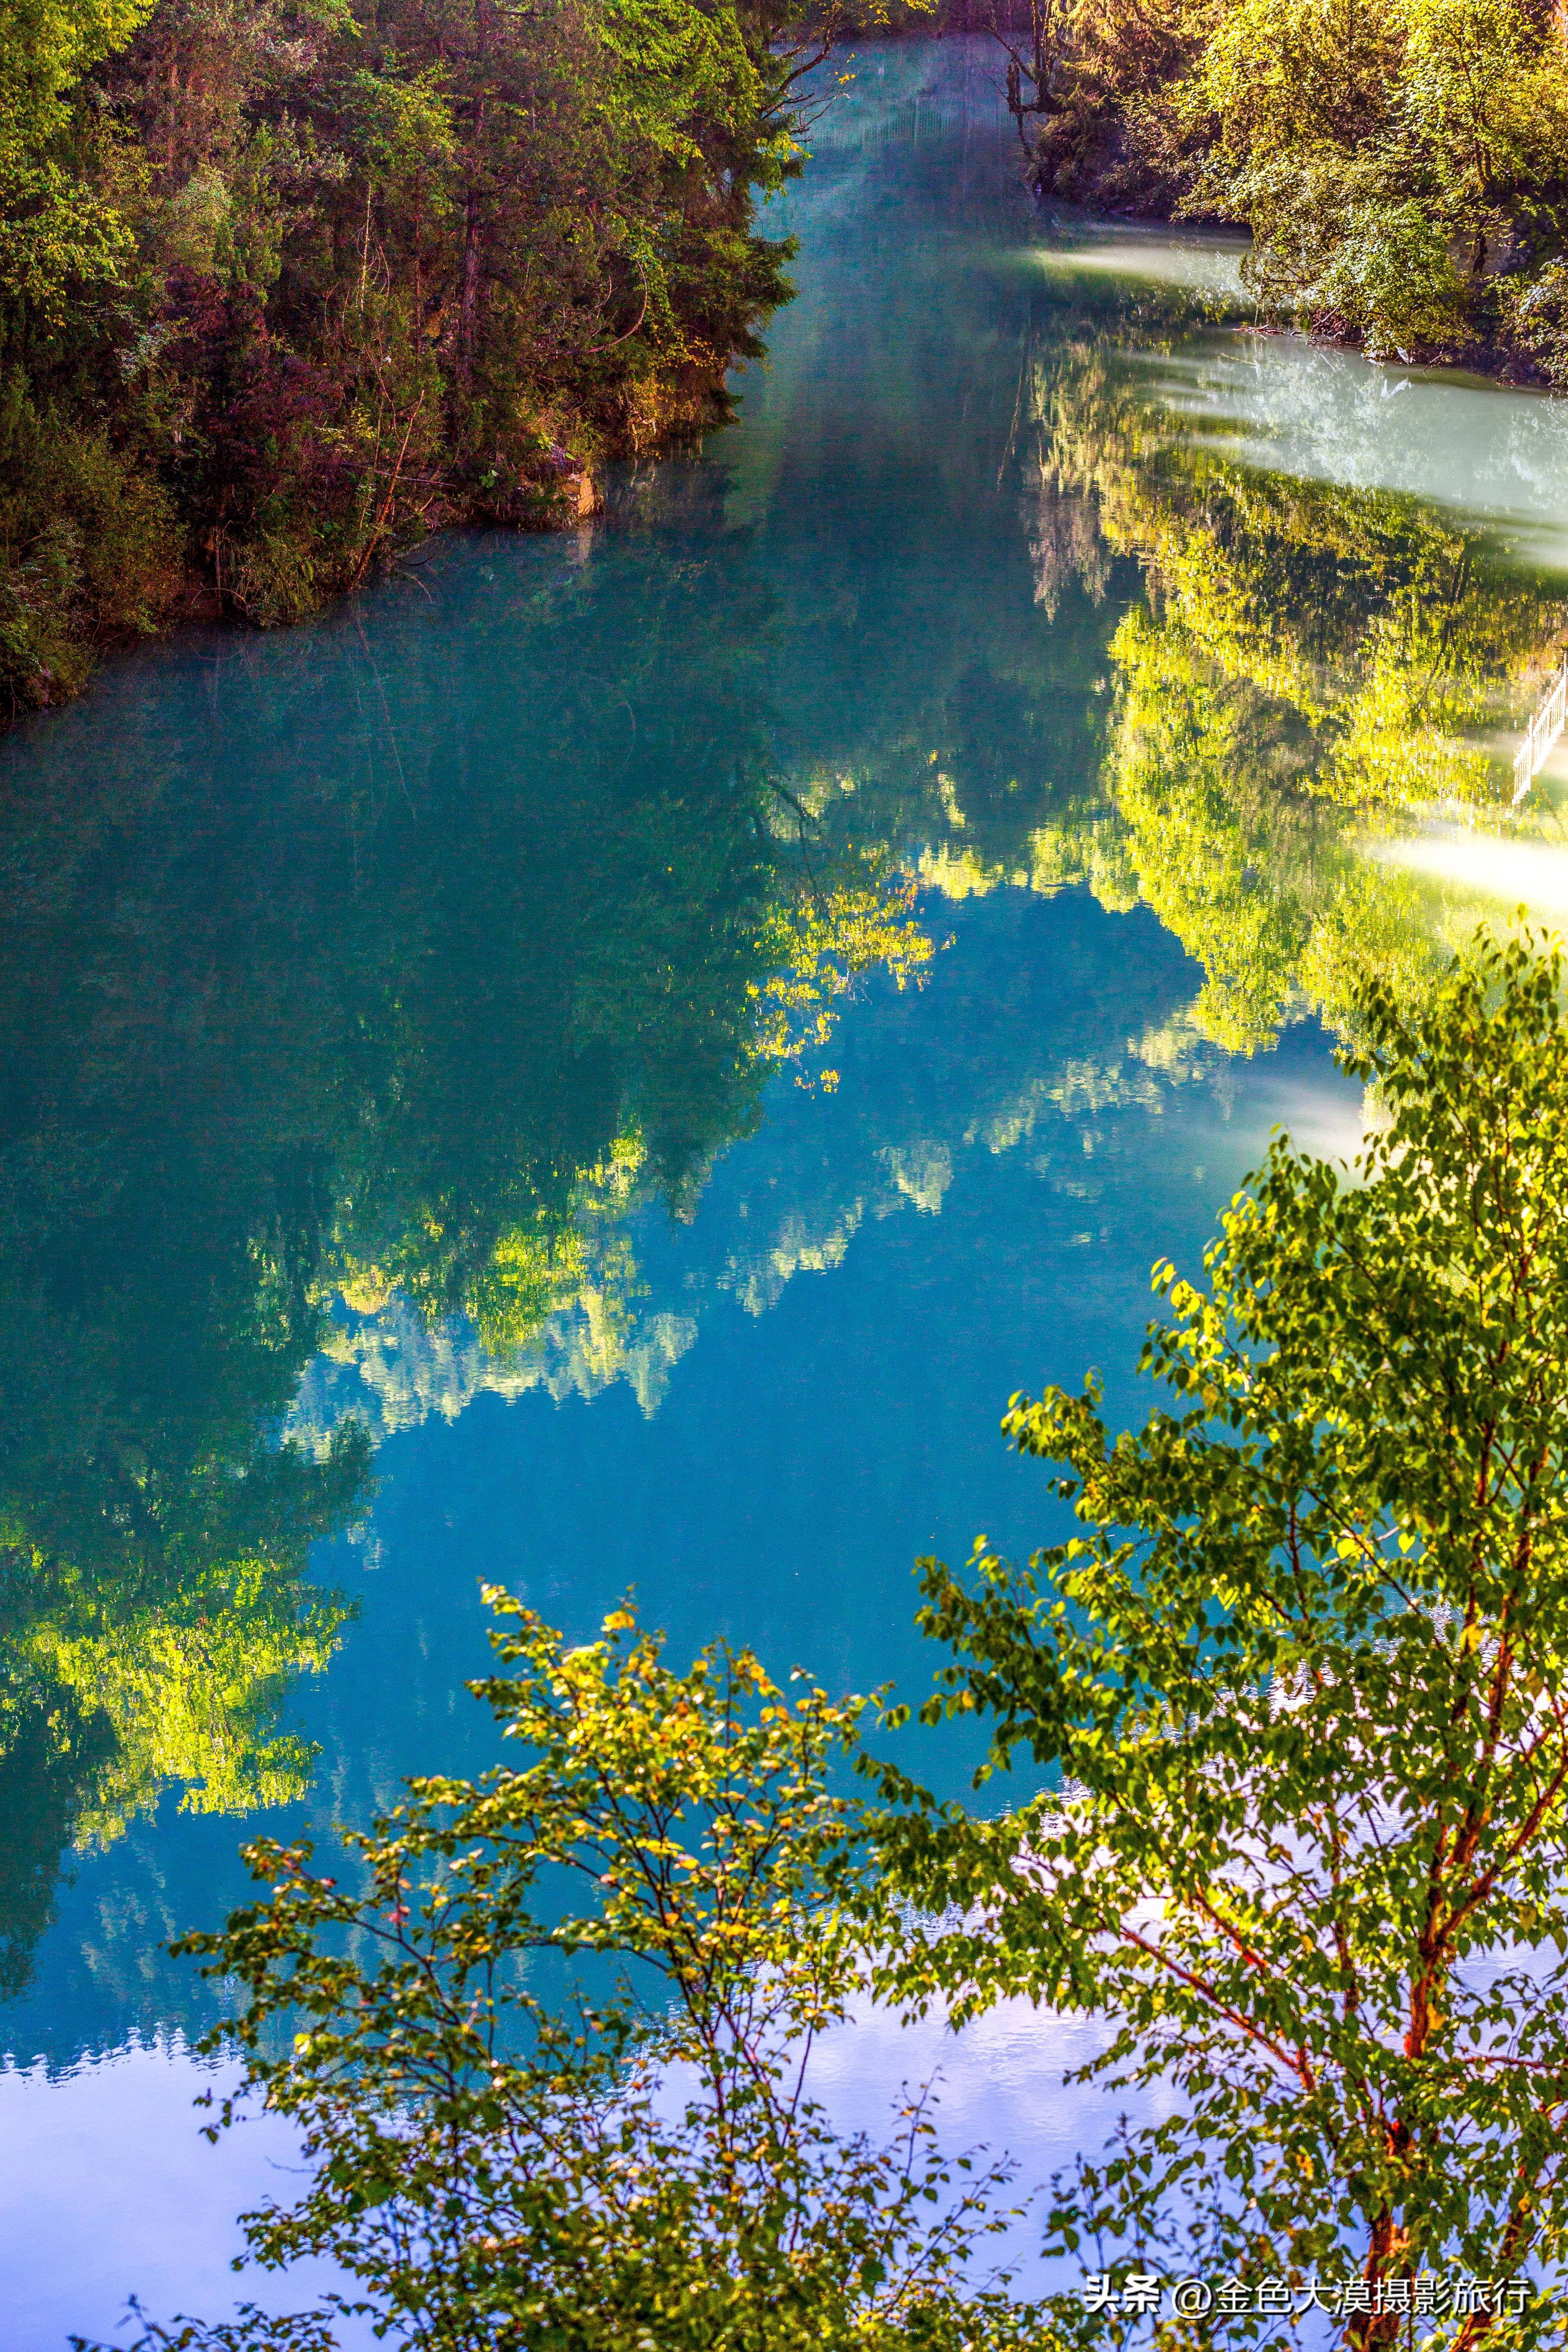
xmin=990 ymin=0 xmax=1568 ymax=374
xmin=80 ymin=1597 xmax=1045 ymax=2352
xmin=883 ymin=931 xmax=1568 ymax=2336
xmin=0 ymin=0 xmax=156 ymax=310
xmin=1169 ymin=0 xmax=1559 ymax=356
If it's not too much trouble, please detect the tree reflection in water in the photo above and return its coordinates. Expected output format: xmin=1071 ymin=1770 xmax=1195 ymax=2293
xmin=0 ymin=503 xmax=934 ymax=2000
xmin=1016 ymin=335 xmax=1568 ymax=1048
xmin=2 ymin=312 xmax=1563 ymax=2022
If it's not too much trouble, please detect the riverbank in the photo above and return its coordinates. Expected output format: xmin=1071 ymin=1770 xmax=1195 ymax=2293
xmin=2 ymin=353 xmax=733 ymax=717
xmin=10 ymin=0 xmax=1568 ymax=736
xmin=0 ymin=0 xmax=810 ymax=722
xmin=983 ymin=0 xmax=1568 ymax=391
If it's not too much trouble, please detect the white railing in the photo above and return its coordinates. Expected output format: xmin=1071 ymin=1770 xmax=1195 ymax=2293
xmin=1514 ymin=657 xmax=1568 ymax=804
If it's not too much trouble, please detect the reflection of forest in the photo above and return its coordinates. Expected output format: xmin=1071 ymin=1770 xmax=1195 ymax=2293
xmin=286 ymin=986 xmax=1229 ymax=1455
xmin=7 ymin=260 xmax=1568 ymax=2015
xmin=1016 ymin=339 xmax=1568 ymax=1049
xmin=0 ymin=505 xmax=934 ymax=2000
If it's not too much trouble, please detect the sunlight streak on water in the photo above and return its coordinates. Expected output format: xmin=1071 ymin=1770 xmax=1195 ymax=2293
xmin=1137 ymin=337 xmax=1568 ymax=561
xmin=1364 ymin=824 xmax=1568 ymax=920
xmin=1028 ymin=220 xmax=1250 ymax=301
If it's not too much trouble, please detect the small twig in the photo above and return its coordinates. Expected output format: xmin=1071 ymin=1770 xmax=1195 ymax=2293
xmin=348 ymin=394 xmax=425 ymax=592
xmin=583 ymin=274 xmax=649 ymax=356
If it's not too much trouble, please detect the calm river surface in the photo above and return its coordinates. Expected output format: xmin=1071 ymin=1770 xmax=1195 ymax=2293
xmin=6 ymin=37 xmax=1568 ymax=2349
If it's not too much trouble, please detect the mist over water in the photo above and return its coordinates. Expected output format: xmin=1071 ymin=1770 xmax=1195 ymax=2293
xmin=3 ymin=37 xmax=1568 ymax=2348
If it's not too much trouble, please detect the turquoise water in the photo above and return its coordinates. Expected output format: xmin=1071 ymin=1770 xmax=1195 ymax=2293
xmin=5 ymin=37 xmax=1568 ymax=2348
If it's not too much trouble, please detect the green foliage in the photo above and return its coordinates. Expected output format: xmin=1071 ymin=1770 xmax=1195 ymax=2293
xmin=0 ymin=0 xmax=836 ymax=704
xmin=0 ymin=1349 xmax=366 ymax=1943
xmin=0 ymin=0 xmax=156 ymax=311
xmin=85 ymin=1598 xmax=1047 ymax=2351
xmin=881 ymin=930 xmax=1568 ymax=2332
xmin=1026 ymin=337 xmax=1567 ymax=1049
xmin=0 ymin=1502 xmax=360 ymax=1998
xmin=0 ymin=404 xmax=184 ymax=710
xmin=990 ymin=0 xmax=1213 ymax=207
xmin=1172 ymin=0 xmax=1568 ymax=355
xmin=12 ymin=1544 xmax=353 ymax=1842
xmin=754 ymin=861 xmax=939 ymax=1087
xmin=994 ymin=0 xmax=1568 ymax=369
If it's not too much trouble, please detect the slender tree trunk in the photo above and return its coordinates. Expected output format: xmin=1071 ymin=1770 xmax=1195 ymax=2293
xmin=458 ymin=169 xmax=483 ymax=390
xmin=457 ymin=2 xmax=491 ymax=392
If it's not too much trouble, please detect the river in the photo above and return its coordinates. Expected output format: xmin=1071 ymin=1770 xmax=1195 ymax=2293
xmin=4 ymin=36 xmax=1568 ymax=2349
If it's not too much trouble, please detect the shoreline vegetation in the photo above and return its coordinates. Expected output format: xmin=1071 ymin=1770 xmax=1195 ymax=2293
xmin=4 ymin=2 xmax=1567 ymax=729
xmin=0 ymin=0 xmax=867 ymax=721
xmin=975 ymin=0 xmax=1568 ymax=387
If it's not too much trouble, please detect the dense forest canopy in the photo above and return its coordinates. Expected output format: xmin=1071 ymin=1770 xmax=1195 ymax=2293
xmin=995 ymin=0 xmax=1568 ymax=376
xmin=0 ymin=0 xmax=831 ymax=713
